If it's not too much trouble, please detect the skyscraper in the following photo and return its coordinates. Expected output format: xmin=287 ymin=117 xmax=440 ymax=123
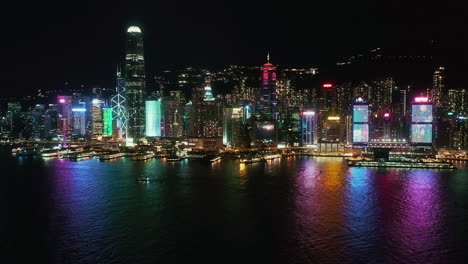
xmin=431 ymin=66 xmax=445 ymax=108
xmin=125 ymin=26 xmax=146 ymax=143
xmin=258 ymin=53 xmax=277 ymax=120
xmin=255 ymin=54 xmax=278 ymax=144
xmin=91 ymin=99 xmax=103 ymax=138
xmin=111 ymin=65 xmax=128 ymax=138
xmin=145 ymin=100 xmax=162 ymax=137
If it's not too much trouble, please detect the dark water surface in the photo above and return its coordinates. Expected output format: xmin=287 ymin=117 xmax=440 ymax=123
xmin=2 ymin=147 xmax=468 ymax=263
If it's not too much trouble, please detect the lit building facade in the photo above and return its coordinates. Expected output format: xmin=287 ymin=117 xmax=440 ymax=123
xmin=91 ymin=99 xmax=103 ymax=138
xmin=72 ymin=103 xmax=87 ymax=137
xmin=257 ymin=54 xmax=278 ymax=121
xmin=352 ymin=99 xmax=369 ymax=144
xmin=102 ymin=107 xmax=113 ymax=136
xmin=125 ymin=26 xmax=146 ymax=142
xmin=411 ymin=97 xmax=433 ymax=145
xmin=223 ymin=107 xmax=242 ymax=147
xmin=431 ymin=66 xmax=445 ymax=108
xmin=111 ymin=66 xmax=128 ymax=137
xmin=300 ymin=110 xmax=317 ymax=146
xmin=145 ymin=100 xmax=162 ymax=137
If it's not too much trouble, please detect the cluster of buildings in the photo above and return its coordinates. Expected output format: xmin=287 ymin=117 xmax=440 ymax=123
xmin=1 ymin=26 xmax=467 ymax=151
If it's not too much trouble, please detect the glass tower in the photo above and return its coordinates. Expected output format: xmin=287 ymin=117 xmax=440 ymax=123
xmin=125 ymin=26 xmax=146 ymax=142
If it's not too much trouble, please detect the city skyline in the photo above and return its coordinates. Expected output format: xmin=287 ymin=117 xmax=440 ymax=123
xmin=3 ymin=2 xmax=468 ymax=263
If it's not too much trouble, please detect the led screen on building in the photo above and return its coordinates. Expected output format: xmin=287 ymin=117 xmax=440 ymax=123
xmin=145 ymin=100 xmax=161 ymax=137
xmin=301 ymin=113 xmax=316 ymax=146
xmin=352 ymin=124 xmax=369 ymax=143
xmin=412 ymin=104 xmax=433 ymax=123
xmin=256 ymin=121 xmax=275 ymax=141
xmin=411 ymin=124 xmax=432 ymax=143
xmin=103 ymin=108 xmax=113 ymax=136
xmin=353 ymin=105 xmax=369 ymax=123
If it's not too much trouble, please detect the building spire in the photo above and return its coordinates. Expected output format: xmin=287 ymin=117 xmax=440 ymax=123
xmin=267 ymin=52 xmax=270 ymax=63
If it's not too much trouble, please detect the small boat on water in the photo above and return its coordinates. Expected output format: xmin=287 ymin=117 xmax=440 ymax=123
xmin=167 ymin=155 xmax=184 ymax=162
xmin=41 ymin=149 xmax=67 ymax=157
xmin=132 ymin=153 xmax=155 ymax=161
xmin=240 ymin=155 xmax=265 ymax=164
xmin=263 ymin=153 xmax=281 ymax=160
xmin=99 ymin=153 xmax=124 ymax=161
xmin=136 ymin=175 xmax=150 ymax=182
xmin=348 ymin=160 xmax=456 ymax=169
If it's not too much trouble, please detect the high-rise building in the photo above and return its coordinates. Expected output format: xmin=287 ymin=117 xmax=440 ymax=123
xmin=91 ymin=99 xmax=103 ymax=138
xmin=300 ymin=110 xmax=317 ymax=146
xmin=447 ymin=89 xmax=467 ymax=115
xmin=145 ymin=100 xmax=162 ymax=137
xmin=255 ymin=54 xmax=278 ymax=144
xmin=72 ymin=103 xmax=87 ymax=137
xmin=102 ymin=107 xmax=113 ymax=136
xmin=352 ymin=99 xmax=369 ymax=144
xmin=411 ymin=96 xmax=433 ymax=145
xmin=431 ymin=66 xmax=445 ymax=108
xmin=57 ymin=96 xmax=73 ymax=144
xmin=223 ymin=107 xmax=242 ymax=147
xmin=163 ymin=91 xmax=184 ymax=137
xmin=125 ymin=26 xmax=146 ymax=143
xmin=111 ymin=65 xmax=128 ymax=137
xmin=201 ymin=86 xmax=221 ymax=137
xmin=257 ymin=53 xmax=278 ymax=121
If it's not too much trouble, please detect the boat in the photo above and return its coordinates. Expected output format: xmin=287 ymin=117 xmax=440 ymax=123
xmin=239 ymin=155 xmax=265 ymax=164
xmin=68 ymin=154 xmax=88 ymax=161
xmin=167 ymin=155 xmax=185 ymax=162
xmin=99 ymin=153 xmax=124 ymax=161
xmin=263 ymin=153 xmax=281 ymax=160
xmin=136 ymin=175 xmax=150 ymax=182
xmin=348 ymin=160 xmax=456 ymax=169
xmin=132 ymin=153 xmax=155 ymax=161
xmin=41 ymin=149 xmax=67 ymax=157
xmin=202 ymin=154 xmax=221 ymax=162
xmin=13 ymin=147 xmax=43 ymax=156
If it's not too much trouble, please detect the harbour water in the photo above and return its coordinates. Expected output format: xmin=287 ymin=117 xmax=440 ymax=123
xmin=2 ymin=146 xmax=468 ymax=263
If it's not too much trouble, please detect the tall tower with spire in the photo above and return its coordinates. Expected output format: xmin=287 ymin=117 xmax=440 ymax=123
xmin=254 ymin=53 xmax=278 ymax=144
xmin=258 ymin=53 xmax=278 ymax=120
xmin=125 ymin=26 xmax=146 ymax=143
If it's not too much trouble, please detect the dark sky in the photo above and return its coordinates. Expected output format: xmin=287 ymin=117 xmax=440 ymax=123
xmin=2 ymin=0 xmax=467 ymax=97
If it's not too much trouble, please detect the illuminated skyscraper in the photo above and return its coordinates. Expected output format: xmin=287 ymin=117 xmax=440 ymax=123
xmin=258 ymin=53 xmax=278 ymax=120
xmin=57 ymin=96 xmax=73 ymax=145
xmin=72 ymin=103 xmax=87 ymax=137
xmin=223 ymin=107 xmax=242 ymax=147
xmin=125 ymin=26 xmax=146 ymax=143
xmin=102 ymin=107 xmax=113 ymax=136
xmin=145 ymin=100 xmax=162 ymax=137
xmin=91 ymin=99 xmax=103 ymax=138
xmin=411 ymin=96 xmax=433 ymax=145
xmin=352 ymin=99 xmax=369 ymax=144
xmin=300 ymin=110 xmax=317 ymax=146
xmin=111 ymin=65 xmax=128 ymax=137
xmin=431 ymin=66 xmax=445 ymax=108
xmin=255 ymin=54 xmax=278 ymax=144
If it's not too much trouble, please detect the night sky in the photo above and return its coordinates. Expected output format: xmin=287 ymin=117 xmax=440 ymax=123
xmin=2 ymin=0 xmax=466 ymax=97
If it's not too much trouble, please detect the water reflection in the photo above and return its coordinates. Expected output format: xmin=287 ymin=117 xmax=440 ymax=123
xmin=344 ymin=167 xmax=380 ymax=262
xmin=3 ymin=148 xmax=468 ymax=263
xmin=387 ymin=170 xmax=449 ymax=263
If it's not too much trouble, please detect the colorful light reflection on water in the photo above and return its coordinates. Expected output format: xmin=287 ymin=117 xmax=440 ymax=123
xmin=3 ymin=150 xmax=468 ymax=263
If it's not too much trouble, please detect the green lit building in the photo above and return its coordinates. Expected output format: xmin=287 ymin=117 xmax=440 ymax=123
xmin=102 ymin=107 xmax=113 ymax=136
